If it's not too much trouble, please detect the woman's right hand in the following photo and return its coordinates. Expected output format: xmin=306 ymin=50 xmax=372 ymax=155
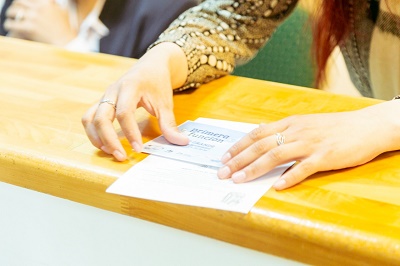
xmin=82 ymin=42 xmax=190 ymax=161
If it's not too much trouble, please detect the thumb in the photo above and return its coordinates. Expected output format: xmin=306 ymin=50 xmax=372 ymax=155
xmin=158 ymin=109 xmax=189 ymax=146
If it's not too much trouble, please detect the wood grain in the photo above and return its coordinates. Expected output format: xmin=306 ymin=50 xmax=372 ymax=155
xmin=1 ymin=36 xmax=400 ymax=265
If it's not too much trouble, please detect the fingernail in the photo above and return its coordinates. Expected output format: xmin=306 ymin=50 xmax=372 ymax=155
xmin=217 ymin=166 xmax=231 ymax=179
xmin=221 ymin=152 xmax=231 ymax=164
xmin=273 ymin=179 xmax=287 ymax=190
xmin=179 ymin=132 xmax=190 ymax=145
xmin=113 ymin=150 xmax=126 ymax=161
xmin=232 ymin=171 xmax=246 ymax=183
xmin=132 ymin=141 xmax=142 ymax=153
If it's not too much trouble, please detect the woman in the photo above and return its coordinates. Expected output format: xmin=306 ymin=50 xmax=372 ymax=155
xmin=82 ymin=0 xmax=400 ymax=190
xmin=0 ymin=0 xmax=198 ymax=58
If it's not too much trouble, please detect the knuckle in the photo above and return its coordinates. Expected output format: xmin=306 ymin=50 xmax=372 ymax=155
xmin=119 ymin=79 xmax=134 ymax=91
xmin=93 ymin=116 xmax=107 ymax=129
xmin=245 ymin=162 xmax=262 ymax=177
xmin=115 ymin=109 xmax=130 ymax=121
xmin=81 ymin=114 xmax=91 ymax=127
xmin=267 ymin=148 xmax=284 ymax=162
xmin=297 ymin=160 xmax=317 ymax=176
xmin=284 ymin=164 xmax=313 ymax=187
xmin=228 ymin=157 xmax=242 ymax=171
xmin=248 ymin=126 xmax=265 ymax=141
xmin=228 ymin=143 xmax=240 ymax=155
xmin=251 ymin=139 xmax=269 ymax=154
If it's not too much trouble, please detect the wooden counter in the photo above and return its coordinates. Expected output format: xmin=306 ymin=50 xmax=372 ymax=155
xmin=1 ymin=36 xmax=400 ymax=265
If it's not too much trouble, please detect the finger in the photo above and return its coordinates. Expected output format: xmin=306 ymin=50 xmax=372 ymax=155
xmin=226 ymin=142 xmax=305 ymax=183
xmin=94 ymin=98 xmax=127 ymax=161
xmin=116 ymin=108 xmax=143 ymax=152
xmin=218 ymin=134 xmax=278 ymax=179
xmin=273 ymin=159 xmax=318 ymax=190
xmin=218 ymin=129 xmax=294 ymax=180
xmin=116 ymin=83 xmax=143 ymax=152
xmin=5 ymin=4 xmax=25 ymax=21
xmin=147 ymin=85 xmax=189 ymax=146
xmin=3 ymin=19 xmax=14 ymax=32
xmin=4 ymin=18 xmax=30 ymax=33
xmin=6 ymin=1 xmax=33 ymax=17
xmin=221 ymin=121 xmax=288 ymax=164
xmin=158 ymin=109 xmax=189 ymax=146
xmin=5 ymin=6 xmax=18 ymax=19
xmin=4 ymin=3 xmax=32 ymax=32
xmin=81 ymin=103 xmax=104 ymax=149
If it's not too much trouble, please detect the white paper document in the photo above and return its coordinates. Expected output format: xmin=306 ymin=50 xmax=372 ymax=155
xmin=106 ymin=118 xmax=292 ymax=213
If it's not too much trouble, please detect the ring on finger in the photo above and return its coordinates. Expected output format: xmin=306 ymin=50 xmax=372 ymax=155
xmin=15 ymin=9 xmax=25 ymax=21
xmin=275 ymin=132 xmax=285 ymax=146
xmin=99 ymin=99 xmax=117 ymax=109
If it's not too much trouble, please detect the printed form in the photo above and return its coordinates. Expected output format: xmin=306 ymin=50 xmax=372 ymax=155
xmin=106 ymin=118 xmax=292 ymax=213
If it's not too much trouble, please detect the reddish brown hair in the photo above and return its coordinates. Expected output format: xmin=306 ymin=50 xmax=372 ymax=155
xmin=312 ymin=0 xmax=352 ymax=86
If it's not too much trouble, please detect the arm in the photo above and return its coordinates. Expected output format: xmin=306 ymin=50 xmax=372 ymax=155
xmin=82 ymin=42 xmax=189 ymax=161
xmin=152 ymin=0 xmax=299 ymax=91
xmin=82 ymin=0 xmax=299 ymax=160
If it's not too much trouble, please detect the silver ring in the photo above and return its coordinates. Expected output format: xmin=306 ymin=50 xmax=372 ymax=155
xmin=99 ymin=99 xmax=116 ymax=109
xmin=15 ymin=10 xmax=25 ymax=21
xmin=275 ymin=133 xmax=285 ymax=146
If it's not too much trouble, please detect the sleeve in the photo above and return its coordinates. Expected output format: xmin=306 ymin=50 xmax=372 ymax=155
xmin=0 ymin=0 xmax=11 ymax=36
xmin=149 ymin=0 xmax=299 ymax=91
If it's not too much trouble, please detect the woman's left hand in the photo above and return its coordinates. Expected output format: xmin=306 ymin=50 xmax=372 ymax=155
xmin=217 ymin=101 xmax=400 ymax=190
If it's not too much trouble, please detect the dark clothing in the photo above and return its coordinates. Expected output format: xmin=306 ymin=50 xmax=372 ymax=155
xmin=99 ymin=0 xmax=198 ymax=58
xmin=0 ymin=0 xmax=198 ymax=58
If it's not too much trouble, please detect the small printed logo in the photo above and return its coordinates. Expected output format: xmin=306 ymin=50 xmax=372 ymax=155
xmin=221 ymin=192 xmax=245 ymax=205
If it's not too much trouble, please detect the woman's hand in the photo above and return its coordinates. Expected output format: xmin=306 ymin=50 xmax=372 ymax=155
xmin=4 ymin=0 xmax=76 ymax=45
xmin=217 ymin=100 xmax=400 ymax=190
xmin=82 ymin=42 xmax=190 ymax=161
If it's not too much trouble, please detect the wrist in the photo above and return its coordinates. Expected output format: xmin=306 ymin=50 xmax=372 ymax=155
xmin=144 ymin=42 xmax=188 ymax=89
xmin=363 ymin=100 xmax=400 ymax=152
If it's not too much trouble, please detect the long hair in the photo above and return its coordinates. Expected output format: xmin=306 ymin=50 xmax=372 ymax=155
xmin=312 ymin=0 xmax=352 ymax=86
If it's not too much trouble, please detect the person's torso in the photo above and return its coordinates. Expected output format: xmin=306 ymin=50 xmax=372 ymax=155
xmin=341 ymin=0 xmax=400 ymax=100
